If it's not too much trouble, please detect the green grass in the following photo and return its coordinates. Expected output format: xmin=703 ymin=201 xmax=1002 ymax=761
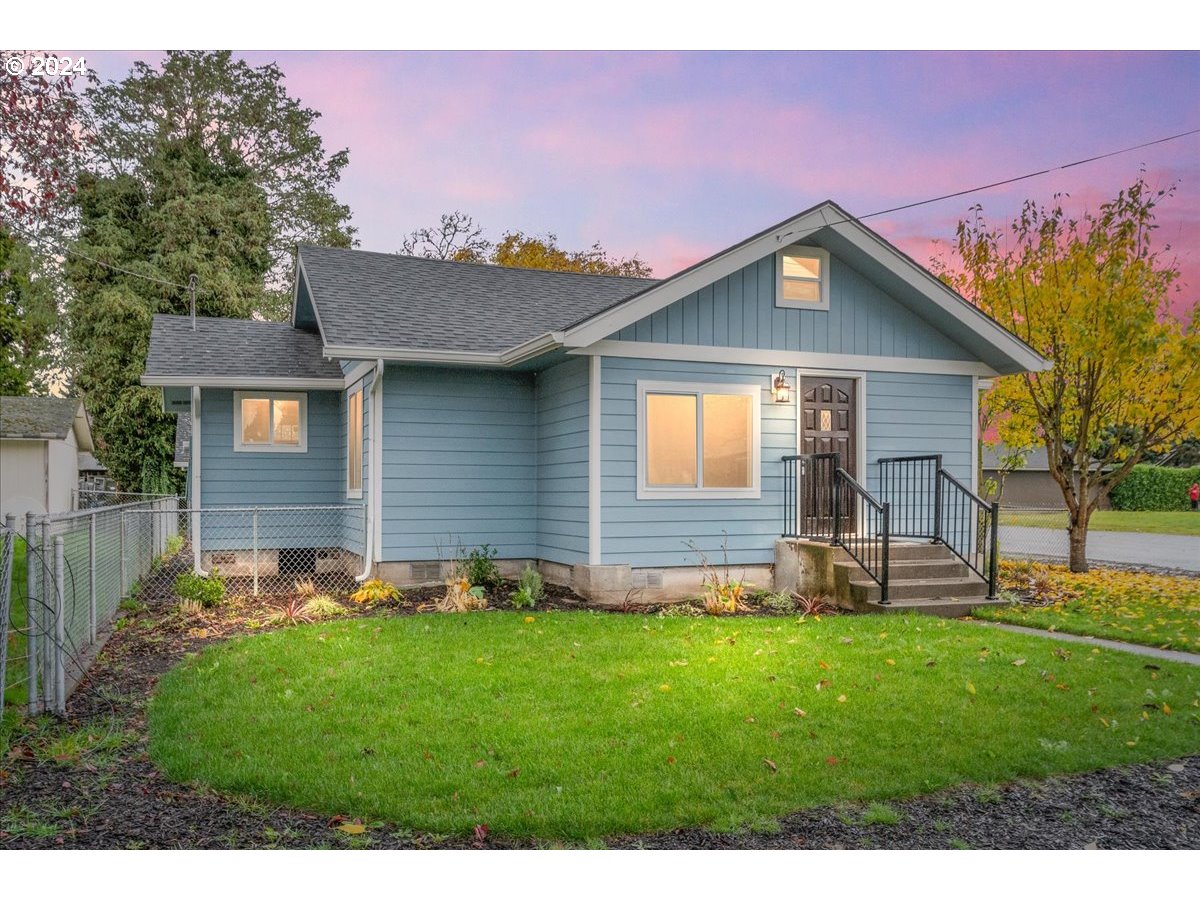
xmin=147 ymin=612 xmax=1200 ymax=840
xmin=978 ymin=562 xmax=1200 ymax=651
xmin=1000 ymin=509 xmax=1200 ymax=536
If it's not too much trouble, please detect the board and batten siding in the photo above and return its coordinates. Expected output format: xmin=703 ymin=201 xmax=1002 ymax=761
xmin=610 ymin=247 xmax=974 ymax=360
xmin=378 ymin=365 xmax=537 ymax=561
xmin=535 ymin=356 xmax=590 ymax=565
xmin=864 ymin=372 xmax=973 ymax=492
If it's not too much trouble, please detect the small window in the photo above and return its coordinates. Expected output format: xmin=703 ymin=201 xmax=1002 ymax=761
xmin=347 ymin=385 xmax=363 ymax=498
xmin=776 ymin=246 xmax=830 ymax=310
xmin=233 ymin=391 xmax=307 ymax=452
xmin=637 ymin=381 xmax=761 ymax=500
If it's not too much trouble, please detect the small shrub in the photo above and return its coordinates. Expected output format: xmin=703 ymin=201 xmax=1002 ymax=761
xmin=462 ymin=544 xmax=501 ymax=589
xmin=300 ymin=595 xmax=345 ymax=620
xmin=174 ymin=569 xmax=225 ymax=608
xmin=794 ymin=594 xmax=835 ymax=617
xmin=437 ymin=576 xmax=488 ymax=612
xmin=754 ymin=591 xmax=799 ymax=613
xmin=688 ymin=535 xmax=751 ymax=616
xmin=267 ymin=596 xmax=311 ymax=627
xmin=293 ymin=578 xmax=318 ymax=598
xmin=509 ymin=566 xmax=544 ymax=609
xmin=349 ymin=578 xmax=401 ymax=605
xmin=164 ymin=534 xmax=184 ymax=558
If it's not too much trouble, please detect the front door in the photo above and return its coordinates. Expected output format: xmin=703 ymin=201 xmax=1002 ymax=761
xmin=797 ymin=376 xmax=858 ymax=535
xmin=799 ymin=376 xmax=856 ymax=477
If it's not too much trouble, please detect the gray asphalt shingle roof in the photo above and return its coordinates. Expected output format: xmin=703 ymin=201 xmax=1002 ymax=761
xmin=298 ymin=245 xmax=657 ymax=353
xmin=145 ymin=315 xmax=344 ymax=381
xmin=174 ymin=413 xmax=191 ymax=466
xmin=0 ymin=395 xmax=81 ymax=440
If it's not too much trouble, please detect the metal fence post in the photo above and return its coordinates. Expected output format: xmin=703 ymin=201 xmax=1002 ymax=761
xmin=25 ymin=512 xmax=39 ymax=713
xmin=53 ymin=536 xmax=66 ymax=715
xmin=40 ymin=517 xmax=52 ymax=710
xmin=0 ymin=514 xmax=15 ymax=712
xmin=119 ymin=510 xmax=126 ymax=597
xmin=252 ymin=508 xmax=259 ymax=596
xmin=88 ymin=512 xmax=97 ymax=644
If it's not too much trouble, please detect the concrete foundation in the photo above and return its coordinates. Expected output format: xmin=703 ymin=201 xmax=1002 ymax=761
xmin=773 ymin=538 xmax=839 ymax=597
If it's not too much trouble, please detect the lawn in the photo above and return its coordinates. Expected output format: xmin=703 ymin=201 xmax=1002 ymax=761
xmin=148 ymin=611 xmax=1200 ymax=840
xmin=999 ymin=509 xmax=1200 ymax=536
xmin=977 ymin=561 xmax=1200 ymax=651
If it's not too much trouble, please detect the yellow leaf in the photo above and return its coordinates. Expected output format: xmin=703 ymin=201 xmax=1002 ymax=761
xmin=337 ymin=823 xmax=366 ymax=835
xmin=885 ymin=659 xmax=896 ymax=666
xmin=1012 ymin=659 xmax=1026 ymax=667
xmin=836 ymin=694 xmax=847 ymax=703
xmin=794 ymin=708 xmax=807 ymax=717
xmin=1162 ymin=703 xmax=1171 ymax=715
xmin=966 ymin=682 xmax=976 ymax=695
xmin=660 ymin=683 xmax=671 ymax=692
xmin=524 ymin=616 xmax=534 ymax=623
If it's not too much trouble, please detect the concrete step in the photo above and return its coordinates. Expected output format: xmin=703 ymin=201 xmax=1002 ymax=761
xmin=834 ymin=557 xmax=968 ymax=581
xmin=848 ymin=574 xmax=990 ymax=605
xmin=839 ymin=541 xmax=953 ymax=561
xmin=864 ymin=596 xmax=1008 ymax=618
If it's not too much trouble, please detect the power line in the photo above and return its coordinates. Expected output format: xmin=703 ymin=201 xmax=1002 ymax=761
xmin=774 ymin=127 xmax=1200 ymax=241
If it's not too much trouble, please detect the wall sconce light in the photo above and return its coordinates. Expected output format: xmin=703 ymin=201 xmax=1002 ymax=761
xmin=771 ymin=369 xmax=792 ymax=403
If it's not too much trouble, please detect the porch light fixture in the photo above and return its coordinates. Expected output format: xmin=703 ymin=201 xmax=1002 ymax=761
xmin=771 ymin=370 xmax=792 ymax=403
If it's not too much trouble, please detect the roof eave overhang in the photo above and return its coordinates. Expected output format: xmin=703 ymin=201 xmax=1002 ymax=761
xmin=322 ymin=331 xmax=565 ymax=368
xmin=141 ymin=375 xmax=345 ymax=390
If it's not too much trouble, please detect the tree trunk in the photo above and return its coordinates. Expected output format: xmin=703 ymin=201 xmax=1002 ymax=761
xmin=1068 ymin=514 xmax=1089 ymax=573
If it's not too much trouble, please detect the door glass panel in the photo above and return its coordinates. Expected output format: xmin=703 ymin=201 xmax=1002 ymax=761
xmin=240 ymin=398 xmax=270 ymax=444
xmin=646 ymin=393 xmax=697 ymax=486
xmin=702 ymin=394 xmax=752 ymax=488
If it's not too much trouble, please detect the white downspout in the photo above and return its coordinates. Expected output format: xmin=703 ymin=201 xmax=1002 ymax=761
xmin=355 ymin=359 xmax=384 ymax=581
xmin=191 ymin=385 xmax=208 ymax=575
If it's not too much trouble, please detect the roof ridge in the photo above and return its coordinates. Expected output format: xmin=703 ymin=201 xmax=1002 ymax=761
xmin=298 ymin=243 xmax=659 ymax=283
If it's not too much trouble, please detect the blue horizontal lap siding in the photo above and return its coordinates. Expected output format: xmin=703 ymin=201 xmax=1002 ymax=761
xmin=600 ymin=357 xmax=790 ymax=569
xmin=199 ymin=388 xmax=355 ymax=552
xmin=536 ymin=357 xmax=590 ymax=565
xmin=379 ymin=366 xmax=537 ymax=561
xmin=612 ymin=249 xmax=974 ymax=360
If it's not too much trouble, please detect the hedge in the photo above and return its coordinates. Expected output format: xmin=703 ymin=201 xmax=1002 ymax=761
xmin=1109 ymin=464 xmax=1200 ymax=511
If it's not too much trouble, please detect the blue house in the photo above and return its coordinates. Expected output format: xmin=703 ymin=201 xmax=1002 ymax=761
xmin=142 ymin=201 xmax=1049 ymax=609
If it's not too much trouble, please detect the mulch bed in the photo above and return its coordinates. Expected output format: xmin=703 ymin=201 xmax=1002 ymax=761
xmin=2 ymin=567 xmax=1197 ymax=849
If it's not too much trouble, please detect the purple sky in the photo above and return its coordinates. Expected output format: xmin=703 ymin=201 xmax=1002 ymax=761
xmin=83 ymin=51 xmax=1200 ymax=318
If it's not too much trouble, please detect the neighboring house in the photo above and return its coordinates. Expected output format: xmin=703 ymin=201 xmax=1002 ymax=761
xmin=983 ymin=443 xmax=1110 ymax=510
xmin=141 ymin=200 xmax=1049 ymax=604
xmin=0 ymin=396 xmax=96 ymax=521
xmin=77 ymin=450 xmax=113 ymax=493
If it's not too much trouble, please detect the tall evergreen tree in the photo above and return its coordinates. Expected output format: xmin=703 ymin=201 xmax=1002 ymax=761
xmin=66 ymin=137 xmax=271 ymax=491
xmin=0 ymin=228 xmax=59 ymax=394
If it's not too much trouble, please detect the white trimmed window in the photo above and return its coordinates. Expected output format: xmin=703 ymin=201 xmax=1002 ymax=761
xmin=636 ymin=381 xmax=761 ymax=500
xmin=346 ymin=383 xmax=363 ymax=498
xmin=776 ymin=245 xmax=830 ymax=310
xmin=233 ymin=391 xmax=307 ymax=453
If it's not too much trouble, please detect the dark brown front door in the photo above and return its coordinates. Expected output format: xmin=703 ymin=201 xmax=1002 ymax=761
xmin=800 ymin=376 xmax=856 ymax=477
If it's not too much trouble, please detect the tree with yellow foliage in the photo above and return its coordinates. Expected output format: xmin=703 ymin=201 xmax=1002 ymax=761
xmin=948 ymin=177 xmax=1200 ymax=571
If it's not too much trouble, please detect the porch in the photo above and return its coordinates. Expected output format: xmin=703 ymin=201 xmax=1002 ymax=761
xmin=777 ymin=453 xmax=1005 ymax=615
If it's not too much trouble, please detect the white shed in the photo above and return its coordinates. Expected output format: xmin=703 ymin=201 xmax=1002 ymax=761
xmin=0 ymin=396 xmax=96 ymax=521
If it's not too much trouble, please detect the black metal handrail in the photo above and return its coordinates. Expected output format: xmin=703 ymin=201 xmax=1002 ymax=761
xmin=936 ymin=469 xmax=999 ymax=599
xmin=782 ymin=453 xmax=839 ymax=539
xmin=877 ymin=454 xmax=941 ymax=540
xmin=833 ymin=467 xmax=891 ymax=605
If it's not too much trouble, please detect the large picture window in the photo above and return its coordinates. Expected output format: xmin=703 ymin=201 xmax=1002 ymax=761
xmin=637 ymin=381 xmax=761 ymax=500
xmin=233 ymin=391 xmax=307 ymax=452
xmin=347 ymin=384 xmax=363 ymax=498
xmin=776 ymin=245 xmax=830 ymax=310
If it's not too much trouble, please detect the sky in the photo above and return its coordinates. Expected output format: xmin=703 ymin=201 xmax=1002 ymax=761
xmin=81 ymin=50 xmax=1200 ymax=319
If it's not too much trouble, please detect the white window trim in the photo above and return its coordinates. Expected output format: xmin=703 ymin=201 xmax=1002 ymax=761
xmin=636 ymin=379 xmax=762 ymax=501
xmin=232 ymin=390 xmax=308 ymax=453
xmin=776 ymin=245 xmax=831 ymax=311
xmin=346 ymin=381 xmax=364 ymax=499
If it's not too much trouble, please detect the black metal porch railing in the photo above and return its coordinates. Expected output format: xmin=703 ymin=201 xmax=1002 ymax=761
xmin=833 ymin=467 xmax=890 ymax=605
xmin=936 ymin=469 xmax=1000 ymax=597
xmin=782 ymin=452 xmax=1000 ymax=604
xmin=782 ymin=453 xmax=839 ymax=539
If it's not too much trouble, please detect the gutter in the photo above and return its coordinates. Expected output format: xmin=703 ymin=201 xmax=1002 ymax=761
xmin=354 ymin=359 xmax=384 ymax=582
xmin=190 ymin=385 xmax=208 ymax=576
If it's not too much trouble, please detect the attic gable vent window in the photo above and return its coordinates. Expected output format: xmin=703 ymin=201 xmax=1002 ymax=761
xmin=776 ymin=246 xmax=830 ymax=311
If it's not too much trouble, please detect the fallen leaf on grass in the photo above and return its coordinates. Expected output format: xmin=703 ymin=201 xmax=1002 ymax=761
xmin=1012 ymin=659 xmax=1026 ymax=667
xmin=763 ymin=758 xmax=777 ymax=773
xmin=794 ymin=708 xmax=807 ymax=717
xmin=507 ymin=768 xmax=521 ymax=778
xmin=966 ymin=682 xmax=976 ymax=695
xmin=836 ymin=694 xmax=847 ymax=703
xmin=825 ymin=756 xmax=839 ymax=766
xmin=337 ymin=823 xmax=366 ymax=835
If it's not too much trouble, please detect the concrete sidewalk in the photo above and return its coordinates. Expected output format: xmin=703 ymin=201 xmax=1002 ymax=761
xmin=969 ymin=619 xmax=1200 ymax=666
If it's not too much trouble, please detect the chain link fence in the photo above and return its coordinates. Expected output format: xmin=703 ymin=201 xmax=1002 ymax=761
xmin=997 ymin=507 xmax=1071 ymax=561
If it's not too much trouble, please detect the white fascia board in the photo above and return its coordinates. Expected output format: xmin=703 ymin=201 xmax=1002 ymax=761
xmin=572 ymin=340 xmax=999 ymax=377
xmin=141 ymin=375 xmax=345 ymax=390
xmin=825 ymin=220 xmax=1051 ymax=374
xmin=295 ymin=256 xmax=330 ymax=346
xmin=322 ymin=331 xmax=565 ymax=369
xmin=561 ymin=207 xmax=835 ymax=348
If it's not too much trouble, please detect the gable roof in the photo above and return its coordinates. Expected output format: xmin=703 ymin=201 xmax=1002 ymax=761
xmin=142 ymin=315 xmax=345 ymax=387
xmin=292 ymin=202 xmax=1048 ymax=375
xmin=297 ymin=245 xmax=655 ymax=359
xmin=0 ymin=395 xmax=93 ymax=449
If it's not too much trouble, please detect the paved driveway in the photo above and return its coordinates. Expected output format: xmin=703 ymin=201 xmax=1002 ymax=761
xmin=1000 ymin=525 xmax=1199 ymax=572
